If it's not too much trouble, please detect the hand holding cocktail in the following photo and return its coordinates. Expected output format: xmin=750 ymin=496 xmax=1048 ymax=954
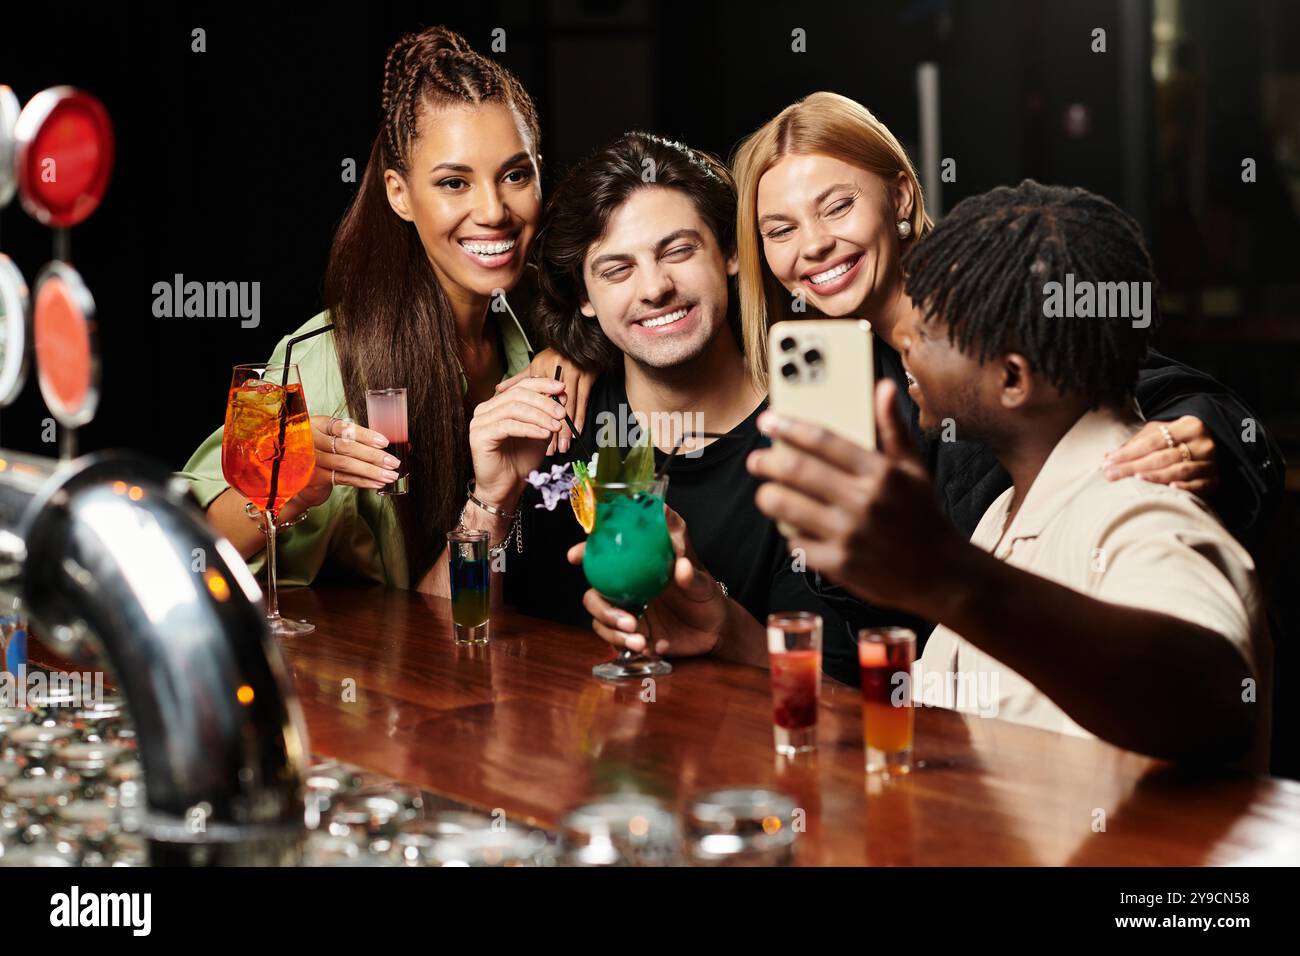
xmin=575 ymin=472 xmax=676 ymax=680
xmin=567 ymin=504 xmax=727 ymax=658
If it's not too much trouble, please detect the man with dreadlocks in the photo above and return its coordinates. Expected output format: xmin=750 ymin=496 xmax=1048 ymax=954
xmin=748 ymin=180 xmax=1270 ymax=768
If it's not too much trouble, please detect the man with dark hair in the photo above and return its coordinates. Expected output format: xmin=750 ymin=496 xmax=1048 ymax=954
xmin=487 ymin=132 xmax=850 ymax=676
xmin=749 ymin=181 xmax=1271 ymax=766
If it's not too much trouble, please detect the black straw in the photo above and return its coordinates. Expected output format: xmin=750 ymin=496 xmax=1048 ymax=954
xmin=553 ymin=365 xmax=595 ymax=462
xmin=266 ymin=323 xmax=335 ymax=514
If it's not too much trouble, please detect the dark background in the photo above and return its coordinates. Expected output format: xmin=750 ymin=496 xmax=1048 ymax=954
xmin=2 ymin=0 xmax=1298 ymax=774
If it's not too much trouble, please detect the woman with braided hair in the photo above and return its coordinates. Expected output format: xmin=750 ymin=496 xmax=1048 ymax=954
xmin=180 ymin=25 xmax=582 ymax=595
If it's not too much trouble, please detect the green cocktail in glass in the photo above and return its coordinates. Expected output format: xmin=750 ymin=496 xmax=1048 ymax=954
xmin=582 ymin=476 xmax=675 ymax=680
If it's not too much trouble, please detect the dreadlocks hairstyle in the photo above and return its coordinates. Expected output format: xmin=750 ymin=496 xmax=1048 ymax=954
xmin=323 ymin=26 xmax=540 ymax=585
xmin=902 ymin=179 xmax=1159 ymax=410
xmin=533 ymin=131 xmax=738 ymax=372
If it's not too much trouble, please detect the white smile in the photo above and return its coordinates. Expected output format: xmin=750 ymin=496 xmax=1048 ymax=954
xmin=638 ymin=306 xmax=689 ymax=329
xmin=809 ymin=256 xmax=859 ymax=285
xmin=460 ymin=237 xmax=517 ymax=257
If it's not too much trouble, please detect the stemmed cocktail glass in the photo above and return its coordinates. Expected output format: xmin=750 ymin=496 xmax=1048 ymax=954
xmin=221 ymin=363 xmax=316 ymax=636
xmin=581 ymin=476 xmax=675 ymax=680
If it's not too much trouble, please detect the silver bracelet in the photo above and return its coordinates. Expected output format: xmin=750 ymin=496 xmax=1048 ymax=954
xmin=465 ymin=480 xmax=521 ymax=521
xmin=459 ymin=484 xmax=523 ymax=556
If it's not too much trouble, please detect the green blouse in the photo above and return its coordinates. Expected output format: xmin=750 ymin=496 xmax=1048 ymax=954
xmin=177 ymin=309 xmax=533 ymax=589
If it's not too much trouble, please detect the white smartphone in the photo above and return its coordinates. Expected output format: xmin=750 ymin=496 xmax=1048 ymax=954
xmin=767 ymin=319 xmax=876 ymax=537
xmin=768 ymin=319 xmax=876 ymax=447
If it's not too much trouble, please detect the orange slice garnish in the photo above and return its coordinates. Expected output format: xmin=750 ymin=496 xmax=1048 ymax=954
xmin=570 ymin=476 xmax=596 ymax=533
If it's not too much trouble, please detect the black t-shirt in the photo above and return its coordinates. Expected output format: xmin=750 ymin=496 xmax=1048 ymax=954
xmin=502 ymin=373 xmax=857 ymax=683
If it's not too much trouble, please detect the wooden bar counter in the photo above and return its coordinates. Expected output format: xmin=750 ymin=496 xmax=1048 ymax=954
xmin=267 ymin=586 xmax=1300 ymax=866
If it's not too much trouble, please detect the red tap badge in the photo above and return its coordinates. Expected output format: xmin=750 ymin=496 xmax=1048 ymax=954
xmin=13 ymin=86 xmax=115 ymax=228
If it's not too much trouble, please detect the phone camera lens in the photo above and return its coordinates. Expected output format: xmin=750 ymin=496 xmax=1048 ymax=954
xmin=803 ymin=349 xmax=823 ymax=366
xmin=780 ymin=362 xmax=800 ymax=381
xmin=779 ymin=336 xmax=797 ymax=353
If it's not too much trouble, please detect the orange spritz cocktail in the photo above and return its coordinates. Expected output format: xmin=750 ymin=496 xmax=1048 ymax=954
xmin=222 ymin=377 xmax=314 ymax=513
xmin=221 ymin=363 xmax=316 ymax=637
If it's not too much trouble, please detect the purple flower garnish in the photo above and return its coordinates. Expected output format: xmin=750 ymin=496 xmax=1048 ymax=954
xmin=525 ymin=463 xmax=579 ymax=511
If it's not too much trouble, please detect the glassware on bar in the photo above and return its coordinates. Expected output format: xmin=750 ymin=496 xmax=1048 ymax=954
xmin=364 ymin=388 xmax=409 ymax=495
xmin=49 ymin=799 xmax=119 ymax=856
xmin=390 ymin=819 xmax=442 ymax=865
xmin=5 ymin=776 xmax=76 ymax=819
xmin=304 ymin=761 xmax=365 ymax=830
xmin=766 ymin=612 xmax=822 ymax=756
xmin=560 ymin=793 xmax=680 ymax=866
xmin=24 ymin=683 xmax=80 ymax=727
xmin=71 ymin=694 xmax=126 ymax=742
xmin=327 ymin=792 xmax=420 ymax=841
xmin=582 ymin=476 xmax=675 ymax=680
xmin=107 ymin=832 xmax=148 ymax=867
xmin=221 ymin=362 xmax=316 ymax=636
xmin=56 ymin=742 xmax=127 ymax=799
xmin=0 ymin=841 xmax=77 ymax=866
xmin=302 ymin=831 xmax=375 ymax=866
xmin=446 ymin=529 xmax=490 ymax=645
xmin=391 ymin=811 xmax=525 ymax=866
xmin=426 ymin=826 xmax=548 ymax=867
xmin=8 ymin=723 xmax=74 ymax=772
xmin=0 ymin=705 xmax=26 ymax=740
xmin=858 ymin=627 xmax=916 ymax=776
xmin=686 ymin=787 xmax=798 ymax=866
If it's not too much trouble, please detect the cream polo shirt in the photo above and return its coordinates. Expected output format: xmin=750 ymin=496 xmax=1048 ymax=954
xmin=919 ymin=407 xmax=1271 ymax=769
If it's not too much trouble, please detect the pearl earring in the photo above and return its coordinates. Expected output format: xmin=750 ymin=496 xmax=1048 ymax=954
xmin=897 ymin=219 xmax=912 ymax=239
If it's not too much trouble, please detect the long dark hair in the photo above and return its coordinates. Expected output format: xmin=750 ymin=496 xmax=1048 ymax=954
xmin=323 ymin=26 xmax=541 ymax=585
xmin=533 ymin=131 xmax=739 ymax=372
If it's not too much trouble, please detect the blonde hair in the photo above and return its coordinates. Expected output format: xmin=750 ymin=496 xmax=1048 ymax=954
xmin=731 ymin=91 xmax=932 ymax=390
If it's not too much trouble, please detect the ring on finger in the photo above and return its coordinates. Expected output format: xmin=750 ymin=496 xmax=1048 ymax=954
xmin=1158 ymin=424 xmax=1175 ymax=449
xmin=1178 ymin=441 xmax=1192 ymax=462
xmin=330 ymin=434 xmax=339 ymax=454
xmin=330 ymin=469 xmax=337 ymax=487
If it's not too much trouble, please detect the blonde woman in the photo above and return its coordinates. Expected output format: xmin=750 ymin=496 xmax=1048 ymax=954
xmin=732 ymin=92 xmax=1279 ymax=625
xmin=733 ymin=91 xmax=932 ymax=393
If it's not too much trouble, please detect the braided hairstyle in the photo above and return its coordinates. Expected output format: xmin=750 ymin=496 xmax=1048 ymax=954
xmin=902 ymin=179 xmax=1158 ymax=410
xmin=324 ymin=26 xmax=540 ymax=586
xmin=377 ymin=27 xmax=539 ymax=178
